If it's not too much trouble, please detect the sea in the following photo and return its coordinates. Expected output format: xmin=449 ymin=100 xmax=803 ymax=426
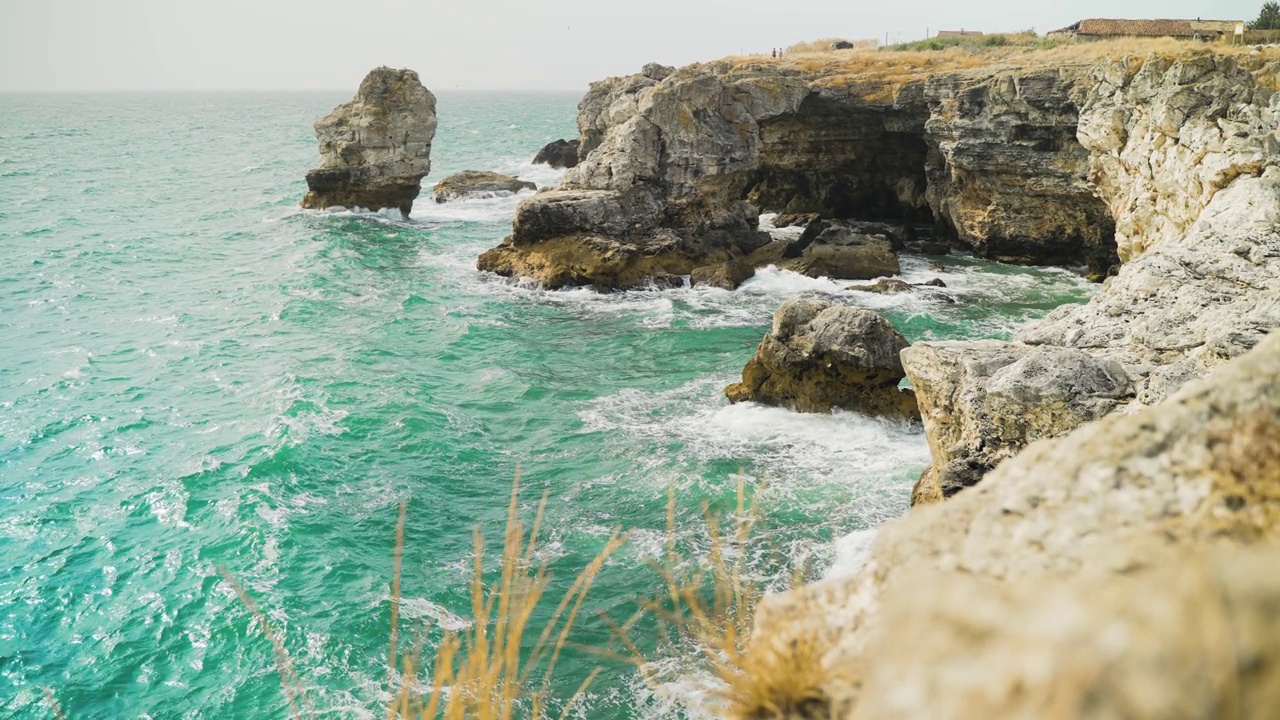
xmin=0 ymin=91 xmax=1094 ymax=719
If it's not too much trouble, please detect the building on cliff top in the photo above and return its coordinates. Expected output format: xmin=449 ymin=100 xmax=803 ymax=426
xmin=1047 ymin=18 xmax=1244 ymax=40
xmin=936 ymin=29 xmax=984 ymax=38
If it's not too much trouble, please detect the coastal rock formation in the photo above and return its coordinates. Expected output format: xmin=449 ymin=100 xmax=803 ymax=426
xmin=724 ymin=299 xmax=918 ymax=418
xmin=904 ymin=341 xmax=1133 ymax=502
xmin=433 ymin=170 xmax=536 ymax=203
xmin=690 ymin=259 xmax=754 ymax=290
xmin=480 ymin=56 xmax=1124 ymax=288
xmin=904 ymin=53 xmax=1280 ymax=497
xmin=856 ymin=546 xmax=1280 ymax=720
xmin=776 ymin=220 xmax=900 ymax=280
xmin=754 ymin=328 xmax=1280 ymax=716
xmin=532 ymin=139 xmax=580 ymax=169
xmin=301 ymin=67 xmax=437 ymax=215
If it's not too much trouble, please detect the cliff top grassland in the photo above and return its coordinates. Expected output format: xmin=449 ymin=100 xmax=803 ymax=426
xmin=715 ymin=35 xmax=1280 ymax=94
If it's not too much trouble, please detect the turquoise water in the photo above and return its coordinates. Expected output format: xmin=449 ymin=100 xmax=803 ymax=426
xmin=0 ymin=91 xmax=1094 ymax=719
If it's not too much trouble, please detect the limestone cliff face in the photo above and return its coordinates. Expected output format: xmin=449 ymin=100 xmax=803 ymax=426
xmin=754 ymin=329 xmax=1280 ymax=719
xmin=924 ymin=70 xmax=1116 ymax=276
xmin=907 ymin=54 xmax=1280 ymax=502
xmin=301 ymin=67 xmax=437 ymax=216
xmin=479 ymin=58 xmax=1119 ymax=289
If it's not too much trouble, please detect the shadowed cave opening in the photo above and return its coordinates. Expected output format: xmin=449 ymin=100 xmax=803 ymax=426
xmin=738 ymin=91 xmax=1120 ymax=278
xmin=743 ymin=94 xmax=936 ymax=229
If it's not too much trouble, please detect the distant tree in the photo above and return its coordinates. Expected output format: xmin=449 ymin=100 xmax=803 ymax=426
xmin=1250 ymin=1 xmax=1280 ymax=30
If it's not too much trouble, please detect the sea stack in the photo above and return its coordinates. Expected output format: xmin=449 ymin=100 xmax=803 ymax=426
xmin=301 ymin=67 xmax=437 ymax=216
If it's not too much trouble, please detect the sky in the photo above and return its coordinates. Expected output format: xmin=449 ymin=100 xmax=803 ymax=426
xmin=0 ymin=0 xmax=1265 ymax=92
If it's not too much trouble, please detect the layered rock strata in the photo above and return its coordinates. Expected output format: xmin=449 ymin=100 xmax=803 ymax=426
xmin=301 ymin=67 xmax=437 ymax=216
xmin=907 ymin=53 xmax=1280 ymax=501
xmin=725 ymin=299 xmax=918 ymax=418
xmin=433 ymin=170 xmax=535 ymax=203
xmin=480 ymin=56 xmax=1122 ymax=288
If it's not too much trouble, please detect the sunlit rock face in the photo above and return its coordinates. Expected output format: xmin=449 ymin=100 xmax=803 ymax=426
xmin=301 ymin=67 xmax=437 ymax=216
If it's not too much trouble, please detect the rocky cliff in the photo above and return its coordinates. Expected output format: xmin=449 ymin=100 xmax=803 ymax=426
xmin=478 ymin=55 xmax=1122 ymax=289
xmin=753 ymin=328 xmax=1280 ymax=719
xmin=301 ymin=67 xmax=437 ymax=216
xmin=908 ymin=52 xmax=1280 ymax=501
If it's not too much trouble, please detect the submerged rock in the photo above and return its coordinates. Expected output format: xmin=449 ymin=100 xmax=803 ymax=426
xmin=301 ymin=67 xmax=437 ymax=216
xmin=725 ymin=299 xmax=918 ymax=418
xmin=432 ymin=171 xmax=536 ymax=203
xmin=531 ymin=138 xmax=580 ymax=169
xmin=690 ymin=259 xmax=754 ymax=290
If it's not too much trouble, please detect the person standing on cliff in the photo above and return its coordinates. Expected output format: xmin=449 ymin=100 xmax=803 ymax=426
xmin=771 ymin=48 xmax=777 ymax=58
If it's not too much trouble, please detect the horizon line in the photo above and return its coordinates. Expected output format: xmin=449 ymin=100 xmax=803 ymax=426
xmin=0 ymin=87 xmax=587 ymax=95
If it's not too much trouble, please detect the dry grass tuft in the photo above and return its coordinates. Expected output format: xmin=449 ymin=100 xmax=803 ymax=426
xmin=223 ymin=473 xmax=625 ymax=720
xmin=43 ymin=689 xmax=68 ymax=720
xmin=786 ymin=39 xmax=878 ymax=55
xmin=217 ymin=566 xmax=314 ymax=720
xmin=604 ymin=480 xmax=832 ymax=720
xmin=724 ymin=36 xmax=1280 ymax=94
xmin=385 ymin=474 xmax=627 ymax=719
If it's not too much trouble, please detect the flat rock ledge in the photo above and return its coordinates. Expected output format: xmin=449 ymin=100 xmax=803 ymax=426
xmin=433 ymin=170 xmax=535 ymax=203
xmin=725 ymin=298 xmax=918 ymax=419
xmin=301 ymin=67 xmax=437 ymax=216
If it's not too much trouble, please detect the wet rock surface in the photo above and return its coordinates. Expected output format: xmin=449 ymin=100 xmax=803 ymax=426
xmin=531 ymin=138 xmax=580 ymax=169
xmin=432 ymin=170 xmax=535 ymax=203
xmin=725 ymin=299 xmax=918 ymax=418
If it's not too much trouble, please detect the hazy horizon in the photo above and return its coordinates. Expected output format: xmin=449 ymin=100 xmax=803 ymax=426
xmin=1 ymin=0 xmax=1264 ymax=93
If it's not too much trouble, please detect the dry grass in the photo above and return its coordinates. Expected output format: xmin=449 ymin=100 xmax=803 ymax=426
xmin=722 ymin=36 xmax=1280 ymax=93
xmin=220 ymin=474 xmax=625 ymax=720
xmin=785 ymin=39 xmax=878 ymax=55
xmin=384 ymin=476 xmax=627 ymax=720
xmin=603 ymin=481 xmax=832 ymax=720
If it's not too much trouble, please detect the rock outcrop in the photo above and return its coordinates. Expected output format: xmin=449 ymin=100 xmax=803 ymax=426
xmin=905 ymin=341 xmax=1133 ymax=502
xmin=480 ymin=55 xmax=1124 ymax=288
xmin=753 ymin=328 xmax=1280 ymax=718
xmin=532 ymin=138 xmax=580 ymax=169
xmin=725 ymin=299 xmax=918 ymax=418
xmin=432 ymin=171 xmax=536 ymax=203
xmin=301 ymin=67 xmax=437 ymax=215
xmin=775 ymin=220 xmax=900 ymax=280
xmin=904 ymin=53 xmax=1280 ymax=500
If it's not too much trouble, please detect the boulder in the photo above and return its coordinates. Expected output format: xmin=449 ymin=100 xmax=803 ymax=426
xmin=831 ymin=40 xmax=855 ymax=50
xmin=724 ymin=299 xmax=918 ymax=418
xmin=778 ymin=221 xmax=900 ymax=280
xmin=301 ymin=67 xmax=437 ymax=215
xmin=690 ymin=259 xmax=755 ymax=290
xmin=432 ymin=170 xmax=536 ymax=203
xmin=902 ymin=341 xmax=1132 ymax=501
xmin=532 ymin=138 xmax=581 ymax=169
xmin=847 ymin=278 xmax=912 ymax=294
